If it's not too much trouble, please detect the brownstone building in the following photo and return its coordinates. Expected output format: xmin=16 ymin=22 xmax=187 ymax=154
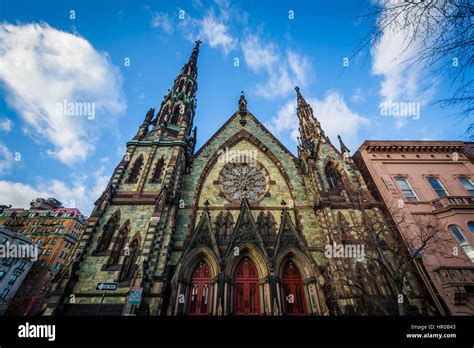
xmin=0 ymin=198 xmax=86 ymax=314
xmin=354 ymin=141 xmax=474 ymax=315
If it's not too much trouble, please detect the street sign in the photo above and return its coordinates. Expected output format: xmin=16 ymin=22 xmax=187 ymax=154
xmin=96 ymin=282 xmax=118 ymax=291
xmin=128 ymin=287 xmax=143 ymax=305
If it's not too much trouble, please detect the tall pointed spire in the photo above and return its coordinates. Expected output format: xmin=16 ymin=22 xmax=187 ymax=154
xmin=177 ymin=39 xmax=201 ymax=82
xmin=295 ymin=86 xmax=307 ymax=107
xmin=295 ymin=86 xmax=326 ymax=158
xmin=148 ymin=40 xmax=202 ymax=133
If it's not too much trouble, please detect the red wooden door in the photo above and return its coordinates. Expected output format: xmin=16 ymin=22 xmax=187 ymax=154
xmin=282 ymin=261 xmax=307 ymax=315
xmin=233 ymin=258 xmax=260 ymax=315
xmin=188 ymin=261 xmax=211 ymax=315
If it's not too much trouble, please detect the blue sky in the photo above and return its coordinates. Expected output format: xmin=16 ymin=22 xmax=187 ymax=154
xmin=0 ymin=0 xmax=470 ymax=215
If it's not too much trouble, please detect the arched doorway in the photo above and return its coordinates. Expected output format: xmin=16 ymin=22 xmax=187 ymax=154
xmin=233 ymin=257 xmax=260 ymax=315
xmin=281 ymin=261 xmax=307 ymax=315
xmin=187 ymin=261 xmax=211 ymax=315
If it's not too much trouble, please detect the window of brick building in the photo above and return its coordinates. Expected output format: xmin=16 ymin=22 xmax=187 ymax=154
xmin=449 ymin=225 xmax=469 ymax=245
xmin=8 ymin=274 xmax=18 ymax=285
xmin=449 ymin=225 xmax=474 ymax=262
xmin=0 ymin=288 xmax=10 ymax=300
xmin=459 ymin=178 xmax=474 ymax=196
xmin=468 ymin=222 xmax=474 ymax=234
xmin=427 ymin=177 xmax=449 ymax=197
xmin=396 ymin=177 xmax=418 ymax=201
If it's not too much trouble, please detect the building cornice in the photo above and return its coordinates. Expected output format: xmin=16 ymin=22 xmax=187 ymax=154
xmin=358 ymin=140 xmax=465 ymax=154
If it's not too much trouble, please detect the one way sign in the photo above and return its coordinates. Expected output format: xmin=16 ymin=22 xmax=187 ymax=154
xmin=96 ymin=282 xmax=118 ymax=291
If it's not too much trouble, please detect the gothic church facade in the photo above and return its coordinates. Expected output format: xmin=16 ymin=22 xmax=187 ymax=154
xmin=46 ymin=42 xmax=430 ymax=316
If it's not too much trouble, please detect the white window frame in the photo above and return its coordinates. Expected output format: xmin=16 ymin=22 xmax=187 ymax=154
xmin=395 ymin=176 xmax=419 ymax=202
xmin=449 ymin=225 xmax=474 ymax=262
xmin=459 ymin=177 xmax=474 ymax=196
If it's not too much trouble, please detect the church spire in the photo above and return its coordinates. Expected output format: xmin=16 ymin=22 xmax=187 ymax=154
xmin=148 ymin=40 xmax=202 ymax=132
xmin=295 ymin=87 xmax=327 ymax=158
xmin=338 ymin=135 xmax=350 ymax=156
xmin=295 ymin=86 xmax=307 ymax=107
xmin=178 ymin=39 xmax=201 ymax=81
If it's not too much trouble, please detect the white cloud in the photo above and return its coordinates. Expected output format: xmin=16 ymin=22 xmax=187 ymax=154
xmin=149 ymin=3 xmax=304 ymax=98
xmin=152 ymin=4 xmax=236 ymax=55
xmin=0 ymin=118 xmax=13 ymax=132
xmin=0 ymin=181 xmax=49 ymax=208
xmin=148 ymin=2 xmax=307 ymax=101
xmin=241 ymin=35 xmax=277 ymax=72
xmin=0 ymin=143 xmax=14 ymax=175
xmin=198 ymin=12 xmax=236 ymax=54
xmin=267 ymin=91 xmax=369 ymax=150
xmin=371 ymin=26 xmax=420 ymax=102
xmin=0 ymin=157 xmax=110 ymax=215
xmin=0 ymin=23 xmax=126 ymax=166
xmin=151 ymin=12 xmax=174 ymax=34
xmin=371 ymin=1 xmax=437 ymax=126
xmin=265 ymin=100 xmax=298 ymax=142
xmin=350 ymin=88 xmax=365 ymax=103
xmin=287 ymin=51 xmax=308 ymax=85
xmin=241 ymin=35 xmax=310 ymax=99
xmin=309 ymin=92 xmax=370 ymax=147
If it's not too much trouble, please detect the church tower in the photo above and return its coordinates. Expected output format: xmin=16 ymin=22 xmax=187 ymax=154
xmin=294 ymin=87 xmax=427 ymax=315
xmin=45 ymin=41 xmax=202 ymax=316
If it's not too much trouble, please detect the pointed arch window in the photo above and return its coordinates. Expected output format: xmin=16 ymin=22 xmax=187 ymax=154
xmin=187 ymin=261 xmax=211 ymax=315
xmin=223 ymin=212 xmax=234 ymax=239
xmin=281 ymin=261 xmax=307 ymax=315
xmin=96 ymin=210 xmax=120 ymax=253
xmin=266 ymin=212 xmax=276 ymax=239
xmin=355 ymin=262 xmax=370 ymax=293
xmin=257 ymin=212 xmax=266 ymax=237
xmin=186 ymin=81 xmax=194 ymax=96
xmin=169 ymin=105 xmax=181 ymax=125
xmin=367 ymin=263 xmax=383 ymax=296
xmin=178 ymin=79 xmax=185 ymax=93
xmin=325 ymin=163 xmax=344 ymax=190
xmin=161 ymin=105 xmax=170 ymax=122
xmin=215 ymin=212 xmax=225 ymax=240
xmin=257 ymin=212 xmax=276 ymax=241
xmin=118 ymin=238 xmax=139 ymax=282
xmin=108 ymin=221 xmax=130 ymax=266
xmin=337 ymin=212 xmax=348 ymax=233
xmin=150 ymin=156 xmax=165 ymax=183
xmin=126 ymin=155 xmax=143 ymax=184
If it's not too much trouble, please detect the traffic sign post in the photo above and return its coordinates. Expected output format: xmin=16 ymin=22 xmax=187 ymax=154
xmin=96 ymin=282 xmax=118 ymax=316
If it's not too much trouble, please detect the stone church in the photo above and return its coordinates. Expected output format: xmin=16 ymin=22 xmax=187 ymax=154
xmin=45 ymin=42 xmax=431 ymax=316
